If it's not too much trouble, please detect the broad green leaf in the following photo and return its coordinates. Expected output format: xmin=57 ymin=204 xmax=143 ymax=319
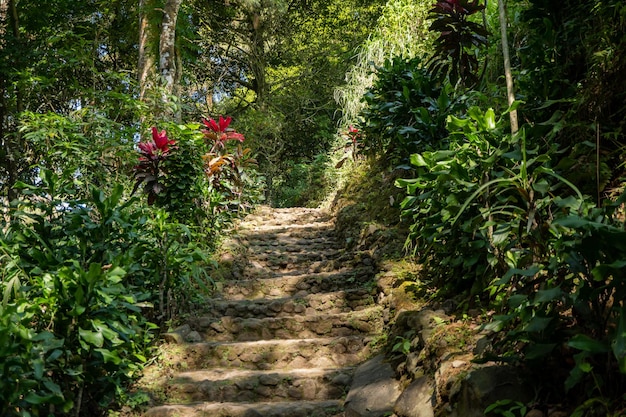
xmin=522 ymin=316 xmax=552 ymax=333
xmin=502 ymin=100 xmax=524 ymax=114
xmin=532 ymin=179 xmax=550 ymax=195
xmin=410 ymin=153 xmax=428 ymax=167
xmin=484 ymin=108 xmax=496 ymax=130
xmin=48 ymin=349 xmax=64 ymax=362
xmin=496 ymin=266 xmax=540 ymax=286
xmin=79 ymin=328 xmax=103 ymax=348
xmin=592 ymin=260 xmax=626 ymax=281
xmin=485 ymin=399 xmax=514 ymax=413
xmin=568 ymin=334 xmax=609 ymax=353
xmin=25 ymin=392 xmax=53 ymax=405
xmin=507 ymin=294 xmax=527 ymax=308
xmin=95 ymin=348 xmax=122 ymax=365
xmin=43 ymin=380 xmax=63 ymax=397
xmin=534 ymin=287 xmax=562 ymax=303
xmin=399 ymin=126 xmax=418 ymax=135
xmin=92 ymin=320 xmax=122 ymax=344
xmin=33 ymin=358 xmax=44 ymax=380
xmin=525 ymin=343 xmax=556 ymax=360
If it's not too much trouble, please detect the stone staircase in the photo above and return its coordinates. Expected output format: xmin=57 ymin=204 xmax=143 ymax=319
xmin=143 ymin=207 xmax=382 ymax=417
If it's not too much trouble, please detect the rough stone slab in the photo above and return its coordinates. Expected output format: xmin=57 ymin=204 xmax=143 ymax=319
xmin=200 ymin=288 xmax=375 ymax=319
xmin=145 ymin=399 xmax=344 ymax=417
xmin=159 ymin=336 xmax=373 ymax=371
xmin=344 ymin=354 xmax=402 ymax=417
xmin=218 ymin=268 xmax=375 ymax=300
xmin=394 ymin=376 xmax=435 ymax=417
xmin=197 ymin=307 xmax=384 ymax=342
xmin=164 ymin=367 xmax=353 ymax=403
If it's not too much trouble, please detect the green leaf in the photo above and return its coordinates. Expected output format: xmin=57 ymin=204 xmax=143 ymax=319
xmin=25 ymin=392 xmax=52 ymax=405
xmin=33 ymin=358 xmax=45 ymax=380
xmin=410 ymin=153 xmax=429 ymax=167
xmin=568 ymin=334 xmax=609 ymax=353
xmin=592 ymin=260 xmax=626 ymax=281
xmin=79 ymin=328 xmax=103 ymax=348
xmin=522 ymin=316 xmax=552 ymax=333
xmin=484 ymin=108 xmax=496 ymax=130
xmin=534 ymin=287 xmax=562 ymax=303
xmin=95 ymin=348 xmax=122 ymax=365
xmin=532 ymin=179 xmax=550 ymax=195
xmin=507 ymin=294 xmax=527 ymax=308
xmin=92 ymin=320 xmax=122 ymax=344
xmin=496 ymin=266 xmax=540 ymax=286
xmin=503 ymin=100 xmax=524 ymax=114
xmin=525 ymin=343 xmax=556 ymax=360
xmin=43 ymin=380 xmax=63 ymax=398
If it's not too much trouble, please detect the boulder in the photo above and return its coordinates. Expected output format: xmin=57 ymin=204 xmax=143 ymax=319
xmin=448 ymin=364 xmax=533 ymax=417
xmin=394 ymin=376 xmax=435 ymax=417
xmin=344 ymin=354 xmax=402 ymax=417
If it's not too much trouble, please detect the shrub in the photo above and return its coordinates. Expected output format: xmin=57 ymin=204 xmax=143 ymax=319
xmin=360 ymin=56 xmax=459 ymax=165
xmin=397 ymin=104 xmax=626 ymax=397
xmin=1 ymin=171 xmax=156 ymax=415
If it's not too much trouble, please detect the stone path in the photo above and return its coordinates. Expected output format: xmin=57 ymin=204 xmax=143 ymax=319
xmin=143 ymin=207 xmax=382 ymax=417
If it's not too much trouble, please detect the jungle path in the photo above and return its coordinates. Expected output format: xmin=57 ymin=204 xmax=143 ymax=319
xmin=143 ymin=206 xmax=383 ymax=417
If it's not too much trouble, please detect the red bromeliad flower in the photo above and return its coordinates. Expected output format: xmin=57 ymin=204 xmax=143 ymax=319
xmin=133 ymin=127 xmax=177 ymax=205
xmin=152 ymin=127 xmax=175 ymax=152
xmin=138 ymin=141 xmax=157 ymax=158
xmin=137 ymin=127 xmax=176 ymax=158
xmin=204 ymin=115 xmax=232 ymax=132
xmin=202 ymin=115 xmax=245 ymax=145
xmin=348 ymin=125 xmax=360 ymax=142
xmin=347 ymin=125 xmax=362 ymax=145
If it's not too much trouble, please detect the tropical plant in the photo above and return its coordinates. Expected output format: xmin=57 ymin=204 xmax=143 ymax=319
xmin=133 ymin=127 xmax=178 ymax=205
xmin=202 ymin=115 xmax=258 ymax=214
xmin=426 ymin=0 xmax=489 ymax=87
xmin=360 ymin=56 xmax=459 ymax=164
xmin=1 ymin=171 xmax=156 ymax=415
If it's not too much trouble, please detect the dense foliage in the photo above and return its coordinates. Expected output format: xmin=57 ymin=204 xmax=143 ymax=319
xmin=352 ymin=0 xmax=626 ymax=413
xmin=0 ymin=2 xmax=263 ymax=414
xmin=1 ymin=0 xmax=626 ymax=414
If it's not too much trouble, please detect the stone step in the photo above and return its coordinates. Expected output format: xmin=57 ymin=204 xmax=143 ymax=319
xmin=245 ymin=235 xmax=339 ymax=249
xmin=195 ymin=307 xmax=384 ymax=342
xmin=203 ymin=288 xmax=375 ymax=319
xmin=239 ymin=224 xmax=336 ymax=240
xmin=245 ymin=207 xmax=332 ymax=224
xmin=141 ymin=206 xmax=385 ymax=417
xmin=218 ymin=268 xmax=375 ymax=300
xmin=159 ymin=336 xmax=373 ymax=371
xmin=161 ymin=367 xmax=353 ymax=404
xmin=247 ymin=240 xmax=341 ymax=255
xmin=145 ymin=399 xmax=344 ymax=417
xmin=243 ymin=249 xmax=342 ymax=271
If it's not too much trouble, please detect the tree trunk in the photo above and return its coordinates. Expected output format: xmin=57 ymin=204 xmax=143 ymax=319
xmin=159 ymin=0 xmax=183 ymax=118
xmin=138 ymin=0 xmax=157 ymax=103
xmin=0 ymin=0 xmax=21 ymax=201
xmin=138 ymin=0 xmax=182 ymax=122
xmin=249 ymin=11 xmax=267 ymax=106
xmin=498 ymin=0 xmax=518 ymax=134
